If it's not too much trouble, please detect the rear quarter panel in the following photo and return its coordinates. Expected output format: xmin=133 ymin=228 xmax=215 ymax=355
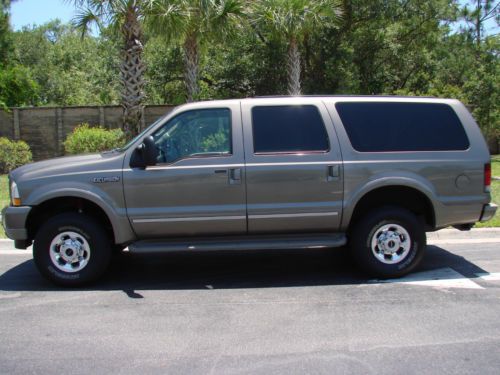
xmin=324 ymin=98 xmax=491 ymax=230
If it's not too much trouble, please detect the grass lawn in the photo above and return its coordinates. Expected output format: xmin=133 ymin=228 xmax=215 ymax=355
xmin=0 ymin=157 xmax=499 ymax=238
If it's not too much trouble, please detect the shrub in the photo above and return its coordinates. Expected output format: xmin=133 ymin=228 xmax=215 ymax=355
xmin=64 ymin=124 xmax=126 ymax=155
xmin=0 ymin=137 xmax=33 ymax=173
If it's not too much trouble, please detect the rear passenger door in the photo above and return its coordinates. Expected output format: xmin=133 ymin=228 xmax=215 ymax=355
xmin=241 ymin=99 xmax=343 ymax=234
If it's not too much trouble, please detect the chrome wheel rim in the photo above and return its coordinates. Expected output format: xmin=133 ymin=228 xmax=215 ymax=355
xmin=49 ymin=232 xmax=91 ymax=273
xmin=370 ymin=224 xmax=411 ymax=265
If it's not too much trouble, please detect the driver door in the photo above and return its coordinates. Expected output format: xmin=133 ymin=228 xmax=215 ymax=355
xmin=123 ymin=103 xmax=247 ymax=238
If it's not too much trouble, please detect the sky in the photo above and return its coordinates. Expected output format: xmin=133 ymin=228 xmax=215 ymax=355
xmin=9 ymin=0 xmax=500 ymax=34
xmin=10 ymin=0 xmax=75 ymax=30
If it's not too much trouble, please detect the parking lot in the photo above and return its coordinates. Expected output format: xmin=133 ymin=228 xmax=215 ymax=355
xmin=1 ymin=230 xmax=500 ymax=374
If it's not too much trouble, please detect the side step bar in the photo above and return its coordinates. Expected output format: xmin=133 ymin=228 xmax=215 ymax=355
xmin=128 ymin=233 xmax=347 ymax=253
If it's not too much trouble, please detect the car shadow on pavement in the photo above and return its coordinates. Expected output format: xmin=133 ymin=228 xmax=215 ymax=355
xmin=0 ymin=245 xmax=489 ymax=295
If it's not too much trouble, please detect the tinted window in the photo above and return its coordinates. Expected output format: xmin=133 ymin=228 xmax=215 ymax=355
xmin=335 ymin=102 xmax=469 ymax=152
xmin=252 ymin=105 xmax=329 ymax=153
xmin=153 ymin=108 xmax=231 ymax=163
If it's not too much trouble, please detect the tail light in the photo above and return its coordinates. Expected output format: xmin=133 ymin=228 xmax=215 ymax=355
xmin=484 ymin=163 xmax=491 ymax=193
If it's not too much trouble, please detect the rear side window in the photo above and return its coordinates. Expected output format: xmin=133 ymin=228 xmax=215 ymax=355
xmin=252 ymin=105 xmax=329 ymax=153
xmin=335 ymin=102 xmax=470 ymax=152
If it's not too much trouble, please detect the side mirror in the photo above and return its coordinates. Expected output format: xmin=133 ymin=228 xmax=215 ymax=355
xmin=139 ymin=136 xmax=158 ymax=166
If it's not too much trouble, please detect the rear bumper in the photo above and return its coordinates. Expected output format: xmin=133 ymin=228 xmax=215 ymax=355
xmin=480 ymin=203 xmax=498 ymax=222
xmin=1 ymin=206 xmax=31 ymax=241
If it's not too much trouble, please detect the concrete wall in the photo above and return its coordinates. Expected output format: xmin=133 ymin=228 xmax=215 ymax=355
xmin=0 ymin=105 xmax=174 ymax=161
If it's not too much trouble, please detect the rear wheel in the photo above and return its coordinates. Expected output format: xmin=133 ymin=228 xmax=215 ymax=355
xmin=349 ymin=207 xmax=426 ymax=278
xmin=33 ymin=213 xmax=112 ymax=286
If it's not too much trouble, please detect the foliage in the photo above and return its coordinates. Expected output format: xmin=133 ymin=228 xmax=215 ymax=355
xmin=0 ymin=64 xmax=39 ymax=107
xmin=146 ymin=0 xmax=246 ymax=101
xmin=12 ymin=21 xmax=120 ymax=106
xmin=200 ymin=130 xmax=229 ymax=152
xmin=64 ymin=124 xmax=126 ymax=154
xmin=251 ymin=0 xmax=343 ymax=95
xmin=0 ymin=174 xmax=7 ymax=237
xmin=0 ymin=1 xmax=12 ymax=66
xmin=0 ymin=137 xmax=33 ymax=173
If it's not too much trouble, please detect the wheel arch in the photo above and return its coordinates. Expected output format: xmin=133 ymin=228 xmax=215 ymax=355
xmin=344 ymin=183 xmax=436 ymax=231
xmin=26 ymin=190 xmax=135 ymax=245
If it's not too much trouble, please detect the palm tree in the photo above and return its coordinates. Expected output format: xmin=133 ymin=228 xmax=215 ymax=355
xmin=71 ymin=0 xmax=147 ymax=138
xmin=147 ymin=0 xmax=245 ymax=102
xmin=251 ymin=0 xmax=343 ymax=96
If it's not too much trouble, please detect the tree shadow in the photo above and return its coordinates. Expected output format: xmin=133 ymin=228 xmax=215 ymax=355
xmin=0 ymin=245 xmax=489 ymax=294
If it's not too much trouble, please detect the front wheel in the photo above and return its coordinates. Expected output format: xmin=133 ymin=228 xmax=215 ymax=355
xmin=349 ymin=207 xmax=426 ymax=278
xmin=33 ymin=213 xmax=112 ymax=286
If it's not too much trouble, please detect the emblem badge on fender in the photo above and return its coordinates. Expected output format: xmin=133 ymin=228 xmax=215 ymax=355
xmin=92 ymin=176 xmax=120 ymax=183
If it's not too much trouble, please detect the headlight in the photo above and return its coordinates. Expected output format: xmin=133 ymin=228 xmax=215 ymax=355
xmin=11 ymin=181 xmax=21 ymax=206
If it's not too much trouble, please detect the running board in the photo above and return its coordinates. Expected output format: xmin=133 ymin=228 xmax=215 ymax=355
xmin=128 ymin=233 xmax=347 ymax=253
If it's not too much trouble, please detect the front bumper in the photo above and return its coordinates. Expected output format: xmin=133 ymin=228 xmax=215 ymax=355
xmin=1 ymin=205 xmax=31 ymax=240
xmin=479 ymin=203 xmax=498 ymax=222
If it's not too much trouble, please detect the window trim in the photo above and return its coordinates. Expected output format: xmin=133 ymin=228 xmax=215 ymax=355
xmin=251 ymin=105 xmax=331 ymax=155
xmin=153 ymin=107 xmax=234 ymax=166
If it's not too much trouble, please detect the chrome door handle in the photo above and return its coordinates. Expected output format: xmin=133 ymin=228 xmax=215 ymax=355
xmin=229 ymin=168 xmax=242 ymax=185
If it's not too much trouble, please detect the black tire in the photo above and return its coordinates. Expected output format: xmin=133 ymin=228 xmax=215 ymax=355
xmin=349 ymin=206 xmax=426 ymax=278
xmin=33 ymin=213 xmax=112 ymax=286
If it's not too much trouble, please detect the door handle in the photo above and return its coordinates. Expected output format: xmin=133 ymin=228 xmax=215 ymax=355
xmin=229 ymin=168 xmax=242 ymax=185
xmin=327 ymin=165 xmax=340 ymax=181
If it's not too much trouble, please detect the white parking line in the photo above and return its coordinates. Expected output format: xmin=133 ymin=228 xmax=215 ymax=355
xmin=475 ymin=272 xmax=500 ymax=281
xmin=370 ymin=267 xmax=484 ymax=289
xmin=428 ymin=238 xmax=500 ymax=245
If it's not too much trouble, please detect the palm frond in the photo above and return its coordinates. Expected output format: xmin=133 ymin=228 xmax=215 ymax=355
xmin=146 ymin=0 xmax=191 ymax=42
xmin=72 ymin=7 xmax=102 ymax=38
xmin=251 ymin=0 xmax=343 ymax=39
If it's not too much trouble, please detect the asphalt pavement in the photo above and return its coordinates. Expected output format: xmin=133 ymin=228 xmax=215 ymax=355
xmin=1 ymin=229 xmax=500 ymax=374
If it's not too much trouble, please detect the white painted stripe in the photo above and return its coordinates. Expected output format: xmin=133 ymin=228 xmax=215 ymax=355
xmin=0 ymin=250 xmax=31 ymax=255
xmin=249 ymin=212 xmax=339 ymax=219
xmin=370 ymin=267 xmax=484 ymax=289
xmin=133 ymin=215 xmax=246 ymax=224
xmin=475 ymin=272 xmax=500 ymax=281
xmin=428 ymin=238 xmax=500 ymax=245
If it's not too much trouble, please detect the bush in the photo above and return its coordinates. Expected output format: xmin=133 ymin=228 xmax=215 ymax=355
xmin=64 ymin=124 xmax=126 ymax=155
xmin=0 ymin=137 xmax=33 ymax=173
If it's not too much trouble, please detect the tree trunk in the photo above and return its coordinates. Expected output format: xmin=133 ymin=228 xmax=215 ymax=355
xmin=120 ymin=6 xmax=145 ymax=139
xmin=184 ymin=33 xmax=200 ymax=102
xmin=287 ymin=37 xmax=302 ymax=96
xmin=476 ymin=0 xmax=481 ymax=48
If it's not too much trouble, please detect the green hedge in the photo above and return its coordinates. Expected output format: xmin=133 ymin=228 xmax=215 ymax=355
xmin=0 ymin=137 xmax=33 ymax=173
xmin=64 ymin=124 xmax=126 ymax=155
